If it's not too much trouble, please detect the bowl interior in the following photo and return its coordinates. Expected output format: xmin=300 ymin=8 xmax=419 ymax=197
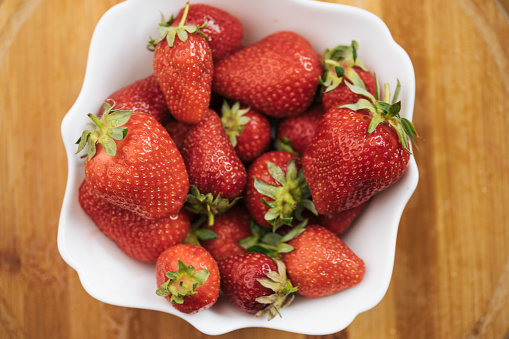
xmin=58 ymin=0 xmax=418 ymax=335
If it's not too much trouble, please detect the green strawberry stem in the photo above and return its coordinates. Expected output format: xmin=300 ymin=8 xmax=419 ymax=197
xmin=184 ymin=186 xmax=241 ymax=226
xmin=254 ymin=159 xmax=317 ymax=231
xmin=340 ymin=79 xmax=419 ymax=153
xmin=156 ymin=260 xmax=210 ymax=304
xmin=147 ymin=2 xmax=208 ymax=50
xmin=254 ymin=260 xmax=299 ymax=321
xmin=75 ymin=100 xmax=131 ymax=159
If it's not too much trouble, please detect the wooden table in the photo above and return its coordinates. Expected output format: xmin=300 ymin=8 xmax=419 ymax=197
xmin=1 ymin=0 xmax=508 ymax=338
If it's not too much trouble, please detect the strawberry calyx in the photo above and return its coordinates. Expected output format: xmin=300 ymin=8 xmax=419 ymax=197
xmin=75 ymin=100 xmax=131 ymax=160
xmin=147 ymin=2 xmax=208 ymax=51
xmin=220 ymin=101 xmax=251 ymax=147
xmin=156 ymin=260 xmax=210 ymax=304
xmin=254 ymin=160 xmax=317 ymax=231
xmin=319 ymin=40 xmax=368 ymax=93
xmin=340 ymin=79 xmax=419 ymax=153
xmin=239 ymin=219 xmax=307 ymax=259
xmin=254 ymin=259 xmax=299 ymax=321
xmin=184 ymin=186 xmax=241 ymax=226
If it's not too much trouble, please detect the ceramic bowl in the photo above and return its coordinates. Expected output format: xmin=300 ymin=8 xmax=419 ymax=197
xmin=58 ymin=0 xmax=418 ymax=335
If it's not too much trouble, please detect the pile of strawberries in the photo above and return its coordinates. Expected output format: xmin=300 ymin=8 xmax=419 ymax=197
xmin=76 ymin=2 xmax=417 ymax=319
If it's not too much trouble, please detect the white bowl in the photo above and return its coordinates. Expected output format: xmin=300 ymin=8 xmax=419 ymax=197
xmin=58 ymin=0 xmax=418 ymax=335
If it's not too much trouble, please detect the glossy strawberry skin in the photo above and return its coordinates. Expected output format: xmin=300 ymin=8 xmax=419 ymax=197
xmin=172 ymin=4 xmax=243 ymax=62
xmin=164 ymin=118 xmax=191 ymax=151
xmin=302 ymin=107 xmax=410 ymax=214
xmin=181 ymin=109 xmax=247 ymax=200
xmin=200 ymin=203 xmax=251 ymax=261
xmin=244 ymin=151 xmax=298 ymax=228
xmin=234 ymin=109 xmax=271 ymax=163
xmin=84 ymin=112 xmax=189 ymax=220
xmin=78 ymin=180 xmax=190 ymax=263
xmin=276 ymin=103 xmax=325 ymax=155
xmin=98 ymin=74 xmax=170 ymax=124
xmin=213 ymin=31 xmax=322 ymax=118
xmin=218 ymin=252 xmax=278 ymax=314
xmin=153 ymin=34 xmax=213 ymax=124
xmin=283 ymin=225 xmax=365 ymax=298
xmin=155 ymin=244 xmax=220 ymax=314
xmin=322 ymin=66 xmax=376 ymax=111
xmin=319 ymin=201 xmax=369 ymax=236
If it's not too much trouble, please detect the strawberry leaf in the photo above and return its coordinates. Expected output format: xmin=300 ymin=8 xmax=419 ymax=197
xmin=108 ymin=126 xmax=127 ymax=141
xmin=267 ymin=161 xmax=287 ymax=185
xmin=176 ymin=29 xmax=188 ymax=42
xmin=344 ymin=81 xmax=377 ymax=103
xmin=341 ymin=98 xmax=377 ymax=114
xmin=254 ymin=179 xmax=280 ymax=200
xmin=392 ymin=78 xmax=402 ymax=104
xmin=335 ymin=66 xmax=344 ymax=78
xmin=387 ymin=101 xmax=402 ymax=118
xmin=367 ymin=114 xmax=386 ymax=134
xmin=195 ymin=229 xmax=218 ymax=241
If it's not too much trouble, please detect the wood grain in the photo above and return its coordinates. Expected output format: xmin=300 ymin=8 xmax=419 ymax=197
xmin=1 ymin=0 xmax=508 ymax=338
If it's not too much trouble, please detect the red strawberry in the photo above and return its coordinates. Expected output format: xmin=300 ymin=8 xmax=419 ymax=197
xmin=155 ymin=244 xmax=220 ymax=314
xmin=302 ymin=81 xmax=417 ymax=214
xmin=164 ymin=118 xmax=191 ymax=151
xmin=78 ymin=180 xmax=190 ymax=263
xmin=275 ymin=103 xmax=325 ymax=155
xmin=76 ymin=102 xmax=189 ymax=220
xmin=319 ymin=200 xmax=369 ymax=236
xmin=172 ymin=3 xmax=243 ymax=62
xmin=199 ymin=203 xmax=251 ymax=261
xmin=283 ymin=225 xmax=365 ymax=298
xmin=181 ymin=109 xmax=247 ymax=224
xmin=150 ymin=3 xmax=213 ymax=124
xmin=218 ymin=253 xmax=298 ymax=319
xmin=244 ymin=151 xmax=316 ymax=230
xmin=319 ymin=41 xmax=376 ymax=110
xmin=220 ymin=101 xmax=271 ymax=163
xmin=213 ymin=31 xmax=322 ymax=118
xmin=98 ymin=74 xmax=170 ymax=124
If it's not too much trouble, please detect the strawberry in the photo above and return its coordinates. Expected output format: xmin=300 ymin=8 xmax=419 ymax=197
xmin=319 ymin=41 xmax=376 ymax=110
xmin=302 ymin=81 xmax=418 ymax=214
xmin=244 ymin=151 xmax=316 ymax=230
xmin=164 ymin=118 xmax=191 ymax=151
xmin=76 ymin=102 xmax=189 ymax=220
xmin=156 ymin=244 xmax=220 ymax=314
xmin=199 ymin=203 xmax=251 ymax=261
xmin=220 ymin=101 xmax=271 ymax=163
xmin=181 ymin=109 xmax=247 ymax=225
xmin=218 ymin=253 xmax=298 ymax=319
xmin=275 ymin=103 xmax=325 ymax=155
xmin=213 ymin=31 xmax=322 ymax=118
xmin=98 ymin=74 xmax=170 ymax=124
xmin=172 ymin=3 xmax=243 ymax=62
xmin=283 ymin=225 xmax=365 ymax=298
xmin=319 ymin=201 xmax=369 ymax=236
xmin=149 ymin=3 xmax=213 ymax=124
xmin=78 ymin=180 xmax=190 ymax=263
